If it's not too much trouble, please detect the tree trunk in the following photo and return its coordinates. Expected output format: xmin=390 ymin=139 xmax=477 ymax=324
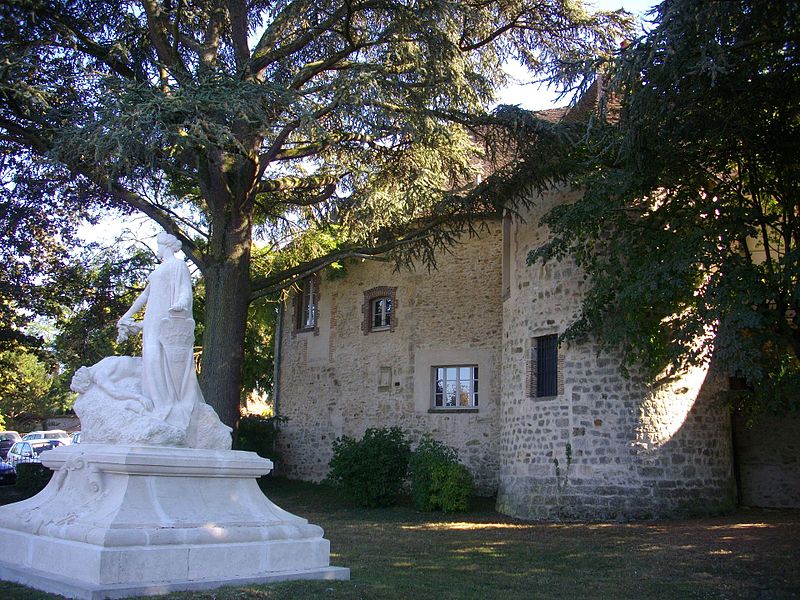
xmin=199 ymin=208 xmax=253 ymax=430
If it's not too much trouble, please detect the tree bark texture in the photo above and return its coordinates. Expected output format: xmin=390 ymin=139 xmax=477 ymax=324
xmin=199 ymin=199 xmax=253 ymax=429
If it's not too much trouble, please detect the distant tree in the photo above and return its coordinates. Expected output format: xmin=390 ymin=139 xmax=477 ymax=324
xmin=526 ymin=0 xmax=800 ymax=415
xmin=0 ymin=349 xmax=63 ymax=428
xmin=50 ymin=246 xmax=153 ymax=394
xmin=0 ymin=0 xmax=628 ymax=426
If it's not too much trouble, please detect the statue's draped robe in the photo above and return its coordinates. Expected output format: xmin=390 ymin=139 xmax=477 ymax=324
xmin=141 ymin=257 xmax=199 ymax=431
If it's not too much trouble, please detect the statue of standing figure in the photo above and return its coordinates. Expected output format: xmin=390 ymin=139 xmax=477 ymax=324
xmin=72 ymin=231 xmax=231 ymax=449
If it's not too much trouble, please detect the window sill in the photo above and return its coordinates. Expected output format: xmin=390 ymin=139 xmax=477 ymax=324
xmin=530 ymin=395 xmax=561 ymax=401
xmin=428 ymin=408 xmax=479 ymax=414
xmin=370 ymin=326 xmax=391 ymax=332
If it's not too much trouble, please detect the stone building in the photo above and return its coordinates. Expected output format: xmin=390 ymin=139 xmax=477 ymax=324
xmin=273 ymin=158 xmax=799 ymax=521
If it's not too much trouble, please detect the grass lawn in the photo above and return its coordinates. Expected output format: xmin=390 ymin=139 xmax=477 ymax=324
xmin=1 ymin=478 xmax=798 ymax=599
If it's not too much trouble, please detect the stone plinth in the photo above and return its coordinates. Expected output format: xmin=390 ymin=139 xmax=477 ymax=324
xmin=0 ymin=444 xmax=348 ymax=599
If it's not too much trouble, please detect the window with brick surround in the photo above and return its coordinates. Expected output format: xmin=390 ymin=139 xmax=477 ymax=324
xmin=294 ymin=275 xmax=318 ymax=332
xmin=371 ymin=297 xmax=392 ymax=330
xmin=527 ymin=334 xmax=563 ymax=398
xmin=362 ymin=286 xmax=397 ymax=334
xmin=433 ymin=365 xmax=479 ymax=408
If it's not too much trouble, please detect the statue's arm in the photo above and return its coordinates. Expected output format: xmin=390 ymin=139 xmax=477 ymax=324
xmin=116 ymin=285 xmax=150 ymax=342
xmin=120 ymin=284 xmax=150 ymax=322
xmin=170 ymin=262 xmax=193 ymax=313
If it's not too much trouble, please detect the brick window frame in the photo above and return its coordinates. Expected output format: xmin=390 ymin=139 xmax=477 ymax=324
xmin=361 ymin=286 xmax=397 ymax=334
xmin=293 ymin=274 xmax=320 ymax=335
xmin=527 ymin=334 xmax=565 ymax=399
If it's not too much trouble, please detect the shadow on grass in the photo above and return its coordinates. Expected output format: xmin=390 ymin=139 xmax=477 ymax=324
xmin=1 ymin=478 xmax=798 ymax=599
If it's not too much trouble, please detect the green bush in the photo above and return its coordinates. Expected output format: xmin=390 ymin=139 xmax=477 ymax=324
xmin=327 ymin=427 xmax=410 ymax=507
xmin=409 ymin=436 xmax=473 ymax=512
xmin=235 ymin=415 xmax=286 ymax=461
xmin=14 ymin=462 xmax=53 ymax=495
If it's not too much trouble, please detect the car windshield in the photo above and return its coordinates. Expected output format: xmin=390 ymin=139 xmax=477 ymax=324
xmin=0 ymin=433 xmax=19 ymax=441
xmin=44 ymin=432 xmax=68 ymax=439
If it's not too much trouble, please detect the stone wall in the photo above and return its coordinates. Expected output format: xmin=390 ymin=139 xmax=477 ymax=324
xmin=734 ymin=414 xmax=800 ymax=508
xmin=275 ymin=224 xmax=503 ymax=495
xmin=497 ymin=190 xmax=736 ymax=520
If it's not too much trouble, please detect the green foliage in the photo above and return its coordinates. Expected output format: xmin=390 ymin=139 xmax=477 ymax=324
xmin=409 ymin=436 xmax=473 ymax=512
xmin=327 ymin=427 xmax=411 ymax=508
xmin=51 ymin=246 xmax=152 ymax=394
xmin=13 ymin=463 xmax=53 ymax=495
xmin=234 ymin=415 xmax=286 ymax=461
xmin=0 ymin=0 xmax=629 ymax=425
xmin=427 ymin=462 xmax=474 ymax=513
xmin=524 ymin=0 xmax=800 ymax=415
xmin=0 ymin=349 xmax=61 ymax=426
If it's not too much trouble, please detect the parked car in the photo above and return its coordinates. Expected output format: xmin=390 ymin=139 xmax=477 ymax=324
xmin=6 ymin=439 xmax=65 ymax=467
xmin=0 ymin=431 xmax=21 ymax=460
xmin=71 ymin=431 xmax=81 ymax=444
xmin=0 ymin=461 xmax=16 ymax=486
xmin=21 ymin=430 xmax=71 ymax=445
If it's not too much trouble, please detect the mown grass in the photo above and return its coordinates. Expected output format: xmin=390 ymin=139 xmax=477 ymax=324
xmin=1 ymin=478 xmax=798 ymax=599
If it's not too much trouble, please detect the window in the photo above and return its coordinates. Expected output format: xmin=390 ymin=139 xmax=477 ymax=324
xmin=433 ymin=366 xmax=479 ymax=408
xmin=362 ymin=286 xmax=397 ymax=334
xmin=529 ymin=334 xmax=559 ymax=398
xmin=372 ymin=297 xmax=392 ymax=330
xmin=295 ymin=276 xmax=318 ymax=332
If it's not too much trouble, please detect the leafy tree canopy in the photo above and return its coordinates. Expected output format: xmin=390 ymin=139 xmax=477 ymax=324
xmin=0 ymin=348 xmax=64 ymax=428
xmin=526 ymin=0 xmax=800 ymax=416
xmin=0 ymin=0 xmax=629 ymax=425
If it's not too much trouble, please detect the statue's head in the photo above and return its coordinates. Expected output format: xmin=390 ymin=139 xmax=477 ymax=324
xmin=71 ymin=366 xmax=93 ymax=394
xmin=156 ymin=231 xmax=182 ymax=256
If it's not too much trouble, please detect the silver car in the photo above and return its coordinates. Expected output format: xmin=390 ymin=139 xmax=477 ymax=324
xmin=6 ymin=439 xmax=64 ymax=467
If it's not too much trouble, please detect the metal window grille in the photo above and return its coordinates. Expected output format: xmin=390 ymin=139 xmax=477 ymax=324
xmin=536 ymin=335 xmax=558 ymax=397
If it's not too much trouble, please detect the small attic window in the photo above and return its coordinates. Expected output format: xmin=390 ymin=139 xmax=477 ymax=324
xmin=294 ymin=275 xmax=319 ymax=332
xmin=362 ymin=286 xmax=397 ymax=334
xmin=371 ymin=297 xmax=392 ymax=330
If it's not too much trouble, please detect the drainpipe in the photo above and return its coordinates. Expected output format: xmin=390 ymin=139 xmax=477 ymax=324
xmin=272 ymin=301 xmax=284 ymax=417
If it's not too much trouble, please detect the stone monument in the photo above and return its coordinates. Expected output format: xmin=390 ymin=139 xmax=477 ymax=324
xmin=0 ymin=232 xmax=348 ymax=599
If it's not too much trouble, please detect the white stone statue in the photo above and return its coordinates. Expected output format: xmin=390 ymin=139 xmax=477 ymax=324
xmin=71 ymin=231 xmax=231 ymax=449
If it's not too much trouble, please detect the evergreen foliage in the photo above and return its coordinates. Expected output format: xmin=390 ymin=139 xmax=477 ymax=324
xmin=522 ymin=0 xmax=800 ymax=415
xmin=0 ymin=0 xmax=629 ymax=426
xmin=409 ymin=436 xmax=473 ymax=512
xmin=234 ymin=414 xmax=285 ymax=461
xmin=327 ymin=427 xmax=411 ymax=507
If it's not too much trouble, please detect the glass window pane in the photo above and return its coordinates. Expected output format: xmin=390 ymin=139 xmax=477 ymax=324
xmin=458 ymin=387 xmax=469 ymax=406
xmin=459 ymin=367 xmax=471 ymax=380
xmin=446 ymin=367 xmax=457 ymax=381
xmin=446 ymin=382 xmax=457 ymax=406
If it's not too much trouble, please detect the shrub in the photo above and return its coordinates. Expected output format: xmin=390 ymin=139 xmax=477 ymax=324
xmin=14 ymin=462 xmax=53 ymax=495
xmin=235 ymin=415 xmax=286 ymax=461
xmin=409 ymin=436 xmax=474 ymax=512
xmin=327 ymin=427 xmax=410 ymax=507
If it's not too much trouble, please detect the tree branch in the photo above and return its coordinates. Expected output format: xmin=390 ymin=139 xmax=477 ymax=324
xmin=249 ymin=214 xmax=469 ymax=299
xmin=141 ymin=0 xmax=192 ymax=85
xmin=257 ymin=175 xmax=338 ymax=194
xmin=225 ymin=0 xmax=250 ymax=70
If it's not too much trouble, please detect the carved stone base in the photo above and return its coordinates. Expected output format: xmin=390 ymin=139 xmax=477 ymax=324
xmin=0 ymin=444 xmax=349 ymax=599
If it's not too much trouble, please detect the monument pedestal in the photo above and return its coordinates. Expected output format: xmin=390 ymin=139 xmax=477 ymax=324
xmin=0 ymin=444 xmax=348 ymax=599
